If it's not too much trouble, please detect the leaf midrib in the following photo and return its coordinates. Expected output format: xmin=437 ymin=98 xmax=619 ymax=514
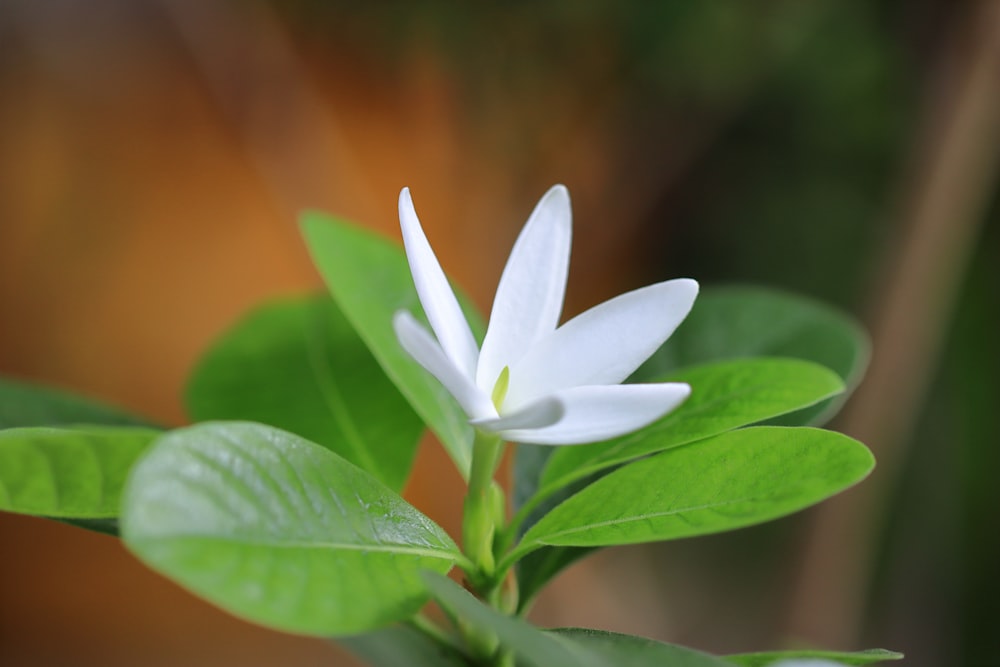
xmin=506 ymin=365 xmax=842 ymax=536
xmin=134 ymin=534 xmax=460 ymax=561
xmin=522 ymin=488 xmax=820 ymax=551
xmin=542 ymin=372 xmax=840 ymax=492
xmin=301 ymin=307 xmax=382 ymax=481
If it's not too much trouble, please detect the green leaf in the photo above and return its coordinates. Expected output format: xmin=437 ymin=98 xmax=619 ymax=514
xmin=634 ymin=285 xmax=869 ymax=426
xmin=536 ymin=358 xmax=843 ymax=516
xmin=122 ymin=422 xmax=461 ymax=636
xmin=511 ymin=443 xmax=578 ymax=607
xmin=301 ymin=213 xmax=485 ymax=478
xmin=725 ymin=648 xmax=903 ymax=666
xmin=509 ymin=427 xmax=873 ymax=562
xmin=548 ymin=629 xmax=738 ymax=667
xmin=0 ymin=377 xmax=155 ymax=428
xmin=508 ymin=358 xmax=843 ymax=605
xmin=424 ymin=573 xmax=740 ymax=667
xmin=340 ymin=625 xmax=470 ymax=667
xmin=186 ymin=294 xmax=423 ymax=491
xmin=0 ymin=426 xmax=161 ymax=534
xmin=0 ymin=379 xmax=159 ymax=535
xmin=512 ymin=443 xmax=551 ymax=517
xmin=421 ymin=571 xmax=596 ymax=667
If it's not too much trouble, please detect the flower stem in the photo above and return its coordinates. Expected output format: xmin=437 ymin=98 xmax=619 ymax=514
xmin=462 ymin=429 xmax=505 ymax=585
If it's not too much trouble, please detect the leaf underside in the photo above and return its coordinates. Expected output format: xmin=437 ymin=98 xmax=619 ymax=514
xmin=301 ymin=213 xmax=487 ymax=478
xmin=186 ymin=294 xmax=423 ymax=491
xmin=0 ymin=426 xmax=161 ymax=534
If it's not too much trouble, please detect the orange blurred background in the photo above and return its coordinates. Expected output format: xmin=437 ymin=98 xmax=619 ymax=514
xmin=0 ymin=3 xmax=654 ymax=664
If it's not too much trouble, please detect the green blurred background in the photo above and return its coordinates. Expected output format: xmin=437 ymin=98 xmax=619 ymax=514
xmin=1 ymin=1 xmax=997 ymax=666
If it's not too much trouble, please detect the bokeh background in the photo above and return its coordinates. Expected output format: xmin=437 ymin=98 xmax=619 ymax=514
xmin=1 ymin=1 xmax=998 ymax=666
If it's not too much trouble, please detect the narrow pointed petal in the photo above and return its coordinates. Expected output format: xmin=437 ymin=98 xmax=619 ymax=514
xmin=470 ymin=397 xmax=564 ymax=433
xmin=499 ymin=383 xmax=691 ymax=446
xmin=476 ymin=185 xmax=571 ymax=391
xmin=393 ymin=311 xmax=494 ymax=420
xmin=507 ymin=278 xmax=698 ymax=408
xmin=398 ymin=188 xmax=479 ymax=377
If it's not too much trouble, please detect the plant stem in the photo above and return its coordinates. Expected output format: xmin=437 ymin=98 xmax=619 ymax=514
xmin=462 ymin=429 xmax=505 ymax=583
xmin=407 ymin=613 xmax=461 ymax=653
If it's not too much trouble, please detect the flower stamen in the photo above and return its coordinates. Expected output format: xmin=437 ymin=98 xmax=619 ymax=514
xmin=491 ymin=366 xmax=510 ymax=412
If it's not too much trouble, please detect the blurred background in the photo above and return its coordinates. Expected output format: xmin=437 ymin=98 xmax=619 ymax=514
xmin=1 ymin=1 xmax=998 ymax=666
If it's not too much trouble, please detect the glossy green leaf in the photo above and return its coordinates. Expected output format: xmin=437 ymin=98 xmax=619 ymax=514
xmin=0 ymin=377 xmax=155 ymax=428
xmin=549 ymin=629 xmax=738 ymax=667
xmin=186 ymin=294 xmax=422 ymax=491
xmin=512 ymin=286 xmax=865 ymax=591
xmin=301 ymin=213 xmax=486 ymax=477
xmin=508 ymin=358 xmax=843 ymax=604
xmin=512 ymin=285 xmax=866 ymax=544
xmin=0 ymin=426 xmax=160 ymax=534
xmin=340 ymin=625 xmax=470 ymax=667
xmin=122 ymin=422 xmax=460 ymax=636
xmin=725 ymin=648 xmax=903 ymax=666
xmin=535 ymin=358 xmax=843 ymax=518
xmin=509 ymin=427 xmax=873 ymax=562
xmin=634 ymin=285 xmax=869 ymax=426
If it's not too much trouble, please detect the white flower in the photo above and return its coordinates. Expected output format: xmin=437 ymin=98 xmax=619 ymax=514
xmin=392 ymin=185 xmax=697 ymax=446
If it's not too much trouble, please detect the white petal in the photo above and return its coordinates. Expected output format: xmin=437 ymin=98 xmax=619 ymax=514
xmin=392 ymin=311 xmax=495 ymax=420
xmin=506 ymin=278 xmax=698 ymax=408
xmin=471 ymin=397 xmax=564 ymax=433
xmin=476 ymin=185 xmax=572 ymax=391
xmin=499 ymin=383 xmax=691 ymax=446
xmin=398 ymin=188 xmax=480 ymax=378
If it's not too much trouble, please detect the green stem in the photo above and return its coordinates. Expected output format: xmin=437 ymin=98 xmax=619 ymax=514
xmin=462 ymin=429 xmax=505 ymax=582
xmin=406 ymin=613 xmax=461 ymax=653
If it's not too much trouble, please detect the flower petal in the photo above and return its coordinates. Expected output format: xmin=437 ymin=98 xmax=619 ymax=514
xmin=470 ymin=397 xmax=564 ymax=433
xmin=476 ymin=185 xmax=572 ymax=391
xmin=398 ymin=188 xmax=480 ymax=378
xmin=506 ymin=278 xmax=698 ymax=408
xmin=498 ymin=383 xmax=691 ymax=446
xmin=392 ymin=311 xmax=494 ymax=420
